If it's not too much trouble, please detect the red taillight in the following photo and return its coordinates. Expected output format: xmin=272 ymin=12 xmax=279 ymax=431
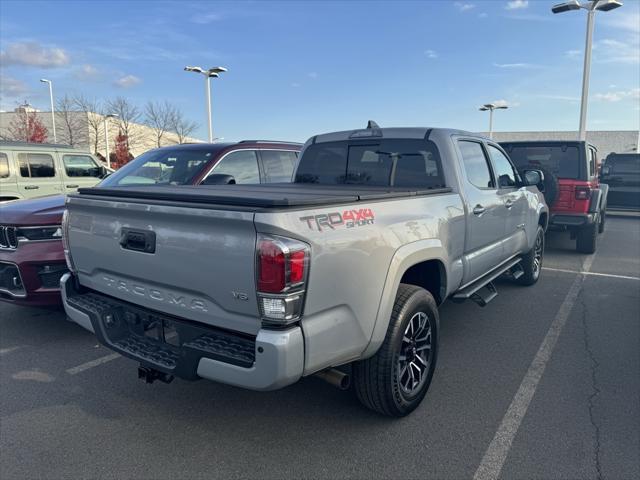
xmin=575 ymin=186 xmax=591 ymax=200
xmin=257 ymin=236 xmax=309 ymax=294
xmin=258 ymin=240 xmax=286 ymax=293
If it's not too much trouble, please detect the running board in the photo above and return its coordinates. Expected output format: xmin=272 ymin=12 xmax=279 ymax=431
xmin=452 ymin=257 xmax=523 ymax=307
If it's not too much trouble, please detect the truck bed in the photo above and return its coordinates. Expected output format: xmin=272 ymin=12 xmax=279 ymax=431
xmin=76 ymin=184 xmax=452 ymax=209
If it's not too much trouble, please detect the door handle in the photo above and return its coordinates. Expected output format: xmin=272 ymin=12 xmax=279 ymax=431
xmin=66 ymin=185 xmax=79 ymax=188
xmin=472 ymin=205 xmax=486 ymax=216
xmin=505 ymin=199 xmax=514 ymax=209
xmin=24 ymin=185 xmax=39 ymax=190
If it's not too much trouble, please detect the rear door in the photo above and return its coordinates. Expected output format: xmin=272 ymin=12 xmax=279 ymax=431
xmin=15 ymin=149 xmax=63 ymax=198
xmin=60 ymin=152 xmax=104 ymax=192
xmin=456 ymin=139 xmax=506 ymax=283
xmin=259 ymin=150 xmax=298 ymax=183
xmin=0 ymin=151 xmax=19 ymax=200
xmin=486 ymin=143 xmax=528 ymax=257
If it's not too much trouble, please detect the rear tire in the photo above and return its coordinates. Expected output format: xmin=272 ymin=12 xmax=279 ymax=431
xmin=517 ymin=225 xmax=544 ymax=286
xmin=353 ymin=284 xmax=438 ymax=417
xmin=576 ymin=222 xmax=597 ymax=254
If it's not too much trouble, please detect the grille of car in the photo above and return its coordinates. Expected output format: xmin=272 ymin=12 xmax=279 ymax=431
xmin=0 ymin=226 xmax=18 ymax=250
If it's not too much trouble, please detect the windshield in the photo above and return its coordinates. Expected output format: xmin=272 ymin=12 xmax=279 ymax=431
xmin=99 ymin=148 xmax=220 ymax=187
xmin=295 ymin=139 xmax=445 ymax=188
xmin=503 ymin=144 xmax=581 ymax=179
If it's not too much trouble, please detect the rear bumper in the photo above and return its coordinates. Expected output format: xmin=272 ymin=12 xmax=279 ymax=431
xmin=0 ymin=241 xmax=67 ymax=307
xmin=549 ymin=213 xmax=597 ymax=228
xmin=60 ymin=274 xmax=304 ymax=391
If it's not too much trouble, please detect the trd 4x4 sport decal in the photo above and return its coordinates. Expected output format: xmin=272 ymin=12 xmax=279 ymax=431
xmin=300 ymin=208 xmax=375 ymax=231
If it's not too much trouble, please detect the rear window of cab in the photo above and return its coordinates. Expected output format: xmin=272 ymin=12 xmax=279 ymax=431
xmin=502 ymin=144 xmax=581 ymax=179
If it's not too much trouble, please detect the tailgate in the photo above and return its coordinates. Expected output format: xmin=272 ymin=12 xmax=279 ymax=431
xmin=66 ymin=195 xmax=260 ymax=335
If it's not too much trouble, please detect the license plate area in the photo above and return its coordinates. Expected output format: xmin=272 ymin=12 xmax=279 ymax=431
xmin=142 ymin=316 xmax=180 ymax=347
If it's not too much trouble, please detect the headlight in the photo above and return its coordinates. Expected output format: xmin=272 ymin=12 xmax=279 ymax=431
xmin=16 ymin=226 xmax=63 ymax=241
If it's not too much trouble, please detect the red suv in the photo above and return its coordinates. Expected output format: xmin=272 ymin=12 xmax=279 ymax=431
xmin=501 ymin=140 xmax=608 ymax=254
xmin=0 ymin=140 xmax=301 ymax=306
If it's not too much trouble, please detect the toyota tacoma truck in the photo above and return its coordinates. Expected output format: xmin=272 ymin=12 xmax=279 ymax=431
xmin=61 ymin=125 xmax=548 ymax=417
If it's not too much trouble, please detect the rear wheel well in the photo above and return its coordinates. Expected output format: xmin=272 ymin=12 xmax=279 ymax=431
xmin=400 ymin=260 xmax=446 ymax=305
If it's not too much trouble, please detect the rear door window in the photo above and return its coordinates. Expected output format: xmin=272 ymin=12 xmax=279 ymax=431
xmin=459 ymin=141 xmax=494 ymax=189
xmin=260 ymin=150 xmax=297 ymax=183
xmin=212 ymin=150 xmax=260 ymax=184
xmin=295 ymin=139 xmax=444 ymax=188
xmin=0 ymin=153 xmax=9 ymax=178
xmin=17 ymin=153 xmax=56 ymax=177
xmin=63 ymin=154 xmax=102 ymax=177
xmin=488 ymin=145 xmax=517 ymax=188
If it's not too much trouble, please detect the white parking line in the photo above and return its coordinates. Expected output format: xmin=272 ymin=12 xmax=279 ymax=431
xmin=474 ymin=254 xmax=595 ymax=480
xmin=66 ymin=352 xmax=121 ymax=375
xmin=543 ymin=266 xmax=640 ymax=281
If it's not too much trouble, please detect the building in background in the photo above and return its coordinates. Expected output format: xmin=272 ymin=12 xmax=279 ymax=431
xmin=0 ymin=104 xmax=201 ymax=159
xmin=490 ymin=130 xmax=639 ymax=160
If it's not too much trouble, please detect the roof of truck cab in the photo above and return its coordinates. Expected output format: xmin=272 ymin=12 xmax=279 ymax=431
xmin=499 ymin=140 xmax=597 ymax=150
xmin=308 ymin=127 xmax=489 ymax=144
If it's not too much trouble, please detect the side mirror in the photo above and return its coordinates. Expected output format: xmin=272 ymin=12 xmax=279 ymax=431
xmin=99 ymin=166 xmax=108 ymax=178
xmin=600 ymin=165 xmax=610 ymax=177
xmin=523 ymin=169 xmax=544 ymax=187
xmin=200 ymin=174 xmax=236 ymax=185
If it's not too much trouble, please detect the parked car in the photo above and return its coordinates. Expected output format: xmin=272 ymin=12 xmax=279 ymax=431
xmin=61 ymin=124 xmax=548 ymax=417
xmin=600 ymin=153 xmax=640 ymax=211
xmin=0 ymin=140 xmax=301 ymax=306
xmin=0 ymin=141 xmax=109 ymax=202
xmin=500 ymin=140 xmax=607 ymax=253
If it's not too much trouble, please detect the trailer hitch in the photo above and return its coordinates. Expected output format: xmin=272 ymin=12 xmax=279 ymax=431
xmin=138 ymin=366 xmax=174 ymax=384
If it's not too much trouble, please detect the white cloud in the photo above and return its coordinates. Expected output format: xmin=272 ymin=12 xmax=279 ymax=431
xmin=0 ymin=41 xmax=70 ymax=68
xmin=603 ymin=12 xmax=640 ymax=34
xmin=114 ymin=74 xmax=141 ymax=88
xmin=0 ymin=74 xmax=28 ymax=97
xmin=478 ymin=12 xmax=488 ymax=18
xmin=594 ymin=88 xmax=640 ymax=102
xmin=454 ymin=2 xmax=475 ymax=12
xmin=565 ymin=49 xmax=581 ymax=58
xmin=596 ymin=38 xmax=640 ymax=64
xmin=493 ymin=62 xmax=540 ymax=69
xmin=291 ymin=82 xmax=301 ymax=88
xmin=307 ymin=72 xmax=318 ymax=79
xmin=75 ymin=64 xmax=99 ymax=80
xmin=191 ymin=12 xmax=221 ymax=24
xmin=493 ymin=99 xmax=510 ymax=108
xmin=424 ymin=49 xmax=438 ymax=59
xmin=537 ymin=94 xmax=580 ymax=102
xmin=506 ymin=0 xmax=528 ymax=10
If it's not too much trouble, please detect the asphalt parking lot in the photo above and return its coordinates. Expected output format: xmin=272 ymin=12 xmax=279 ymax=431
xmin=1 ymin=216 xmax=638 ymax=480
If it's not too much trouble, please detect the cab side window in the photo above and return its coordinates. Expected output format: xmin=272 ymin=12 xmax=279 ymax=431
xmin=63 ymin=154 xmax=102 ymax=177
xmin=459 ymin=141 xmax=494 ymax=189
xmin=211 ymin=150 xmax=260 ymax=184
xmin=0 ymin=153 xmax=9 ymax=178
xmin=589 ymin=148 xmax=597 ymax=177
xmin=488 ymin=145 xmax=517 ymax=188
xmin=261 ymin=150 xmax=297 ymax=183
xmin=18 ymin=153 xmax=56 ymax=178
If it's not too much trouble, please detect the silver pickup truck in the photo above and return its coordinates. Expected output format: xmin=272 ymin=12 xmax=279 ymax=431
xmin=61 ymin=125 xmax=548 ymax=416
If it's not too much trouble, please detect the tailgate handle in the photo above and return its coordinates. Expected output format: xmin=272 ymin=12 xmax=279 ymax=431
xmin=120 ymin=228 xmax=156 ymax=254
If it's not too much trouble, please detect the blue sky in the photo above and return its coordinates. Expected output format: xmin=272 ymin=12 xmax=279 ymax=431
xmin=1 ymin=0 xmax=638 ymax=142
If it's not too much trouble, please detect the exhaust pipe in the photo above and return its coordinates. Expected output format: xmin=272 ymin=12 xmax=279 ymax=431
xmin=315 ymin=368 xmax=350 ymax=390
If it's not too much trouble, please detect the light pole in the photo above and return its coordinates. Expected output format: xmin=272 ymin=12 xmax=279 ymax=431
xmin=40 ymin=78 xmax=57 ymax=143
xmin=479 ymin=103 xmax=508 ymax=139
xmin=551 ymin=0 xmax=623 ymax=141
xmin=184 ymin=66 xmax=227 ymax=142
xmin=103 ymin=114 xmax=118 ymax=169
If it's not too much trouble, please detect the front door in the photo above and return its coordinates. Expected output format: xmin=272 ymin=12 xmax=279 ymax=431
xmin=60 ymin=153 xmax=104 ymax=192
xmin=457 ymin=139 xmax=506 ymax=284
xmin=487 ymin=143 xmax=528 ymax=257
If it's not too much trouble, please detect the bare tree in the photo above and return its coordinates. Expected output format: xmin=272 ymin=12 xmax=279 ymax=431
xmin=170 ymin=109 xmax=198 ymax=144
xmin=7 ymin=110 xmax=48 ymax=143
xmin=73 ymin=95 xmax=104 ymax=154
xmin=107 ymin=96 xmax=141 ymax=151
xmin=55 ymin=95 xmax=84 ymax=146
xmin=144 ymin=100 xmax=176 ymax=147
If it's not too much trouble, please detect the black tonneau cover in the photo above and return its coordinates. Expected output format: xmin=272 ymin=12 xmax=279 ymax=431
xmin=76 ymin=184 xmax=452 ymax=208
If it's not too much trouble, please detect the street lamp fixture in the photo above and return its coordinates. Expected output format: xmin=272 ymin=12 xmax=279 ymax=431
xmin=479 ymin=103 xmax=508 ymax=139
xmin=183 ymin=65 xmax=228 ymax=142
xmin=551 ymin=0 xmax=623 ymax=141
xmin=103 ymin=113 xmax=118 ymax=169
xmin=40 ymin=78 xmax=57 ymax=143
